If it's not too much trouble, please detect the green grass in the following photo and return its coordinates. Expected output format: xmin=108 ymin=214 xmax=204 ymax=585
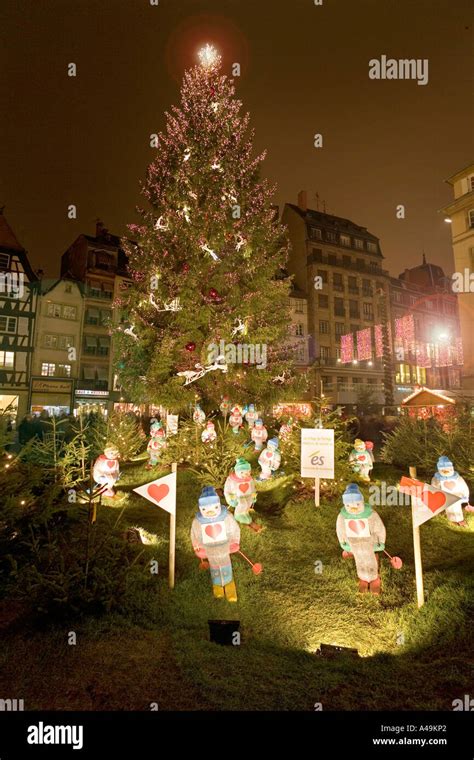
xmin=1 ymin=460 xmax=473 ymax=711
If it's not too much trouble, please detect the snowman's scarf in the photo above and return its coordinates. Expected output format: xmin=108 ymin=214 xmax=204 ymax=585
xmin=340 ymin=503 xmax=373 ymax=520
xmin=436 ymin=471 xmax=460 ymax=481
xmin=195 ymin=506 xmax=228 ymax=524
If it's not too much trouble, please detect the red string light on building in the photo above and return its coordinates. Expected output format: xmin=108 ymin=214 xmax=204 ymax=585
xmin=356 ymin=327 xmax=372 ymax=361
xmin=341 ymin=333 xmax=354 ymax=363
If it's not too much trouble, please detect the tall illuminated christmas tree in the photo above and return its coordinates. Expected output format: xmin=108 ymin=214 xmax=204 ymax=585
xmin=116 ymin=45 xmax=302 ymax=411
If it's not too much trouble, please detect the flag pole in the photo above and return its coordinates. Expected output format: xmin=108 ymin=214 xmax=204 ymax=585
xmin=409 ymin=465 xmax=424 ymax=608
xmin=169 ymin=462 xmax=177 ymax=589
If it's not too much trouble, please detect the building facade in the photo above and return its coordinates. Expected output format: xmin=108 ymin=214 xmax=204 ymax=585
xmin=60 ymin=221 xmax=132 ymax=413
xmin=0 ymin=211 xmax=38 ymax=423
xmin=29 ymin=279 xmax=84 ymax=414
xmin=441 ymin=163 xmax=474 ymax=389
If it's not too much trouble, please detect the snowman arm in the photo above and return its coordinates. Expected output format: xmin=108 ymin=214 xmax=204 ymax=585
xmin=336 ymin=514 xmax=348 ymax=548
xmin=371 ymin=512 xmax=386 ymax=547
xmin=191 ymin=522 xmax=206 ymax=556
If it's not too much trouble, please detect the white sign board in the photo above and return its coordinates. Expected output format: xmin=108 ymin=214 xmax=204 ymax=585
xmin=300 ymin=428 xmax=335 ymax=479
xmin=166 ymin=413 xmax=179 ymax=436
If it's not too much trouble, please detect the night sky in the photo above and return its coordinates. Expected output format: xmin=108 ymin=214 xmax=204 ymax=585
xmin=2 ymin=0 xmax=473 ymax=278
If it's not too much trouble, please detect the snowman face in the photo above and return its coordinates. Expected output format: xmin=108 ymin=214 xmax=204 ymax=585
xmin=354 ymin=441 xmax=366 ymax=452
xmin=439 ymin=465 xmax=454 ymax=477
xmin=199 ymin=501 xmax=221 ymax=519
xmin=346 ymin=498 xmax=364 ymax=515
xmin=104 ymin=446 xmax=119 ymax=460
xmin=267 ymin=443 xmax=276 ymax=453
xmin=255 ymin=421 xmax=262 ymax=429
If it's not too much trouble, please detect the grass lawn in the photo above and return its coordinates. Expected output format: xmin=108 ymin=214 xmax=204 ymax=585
xmin=1 ymin=458 xmax=473 ymax=711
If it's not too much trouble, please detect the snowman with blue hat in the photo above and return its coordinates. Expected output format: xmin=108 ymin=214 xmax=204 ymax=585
xmin=224 ymin=457 xmax=261 ymax=532
xmin=190 ymin=486 xmax=240 ymax=602
xmin=431 ymin=456 xmax=471 ymax=527
xmin=336 ymin=483 xmax=386 ymax=594
xmin=257 ymin=437 xmax=281 ymax=480
xmin=245 ymin=403 xmax=258 ymax=429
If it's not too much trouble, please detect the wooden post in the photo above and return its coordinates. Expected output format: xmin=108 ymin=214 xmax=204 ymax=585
xmin=314 ymin=477 xmax=320 ymax=507
xmin=409 ymin=465 xmax=424 ymax=608
xmin=169 ymin=462 xmax=177 ymax=589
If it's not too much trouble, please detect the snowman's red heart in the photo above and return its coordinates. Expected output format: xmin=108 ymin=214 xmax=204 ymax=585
xmin=422 ymin=489 xmax=446 ymax=513
xmin=205 ymin=523 xmax=222 ymax=538
xmin=266 ymin=451 xmax=272 ymax=458
xmin=107 ymin=459 xmax=116 ymax=468
xmin=239 ymin=482 xmax=249 ymax=493
xmin=348 ymin=519 xmax=365 ymax=534
xmin=443 ymin=481 xmax=456 ymax=491
xmin=147 ymin=483 xmax=170 ymax=504
xmin=358 ymin=455 xmax=365 ymax=461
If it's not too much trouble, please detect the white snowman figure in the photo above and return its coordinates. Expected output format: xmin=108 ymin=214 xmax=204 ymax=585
xmin=193 ymin=404 xmax=206 ymax=426
xmin=431 ymin=455 xmax=471 ymax=528
xmin=229 ymin=405 xmax=242 ymax=434
xmin=245 ymin=404 xmax=258 ymax=429
xmin=251 ymin=418 xmax=268 ymax=451
xmin=201 ymin=420 xmax=217 ymax=443
xmin=258 ymin=437 xmax=281 ymax=480
xmin=93 ymin=443 xmax=120 ymax=497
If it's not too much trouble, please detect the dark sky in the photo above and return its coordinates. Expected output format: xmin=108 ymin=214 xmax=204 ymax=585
xmin=1 ymin=0 xmax=473 ymax=278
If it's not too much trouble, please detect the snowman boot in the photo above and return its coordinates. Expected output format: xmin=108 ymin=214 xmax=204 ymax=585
xmin=224 ymin=580 xmax=238 ymax=602
xmin=212 ymin=584 xmax=225 ymax=599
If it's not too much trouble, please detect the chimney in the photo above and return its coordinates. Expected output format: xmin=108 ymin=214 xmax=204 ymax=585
xmin=297 ymin=190 xmax=308 ymax=212
xmin=96 ymin=219 xmax=107 ymax=238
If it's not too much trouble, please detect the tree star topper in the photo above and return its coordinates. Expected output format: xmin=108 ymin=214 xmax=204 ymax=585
xmin=198 ymin=44 xmax=219 ymax=68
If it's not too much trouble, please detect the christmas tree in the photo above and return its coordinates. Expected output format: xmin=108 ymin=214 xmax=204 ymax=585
xmin=116 ymin=45 xmax=303 ymax=412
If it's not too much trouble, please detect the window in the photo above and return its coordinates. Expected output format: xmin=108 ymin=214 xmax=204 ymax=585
xmin=84 ymin=335 xmax=98 ymax=354
xmin=354 ymin=239 xmax=364 ymax=250
xmin=86 ymin=308 xmax=99 ymax=325
xmin=326 ymin=231 xmax=336 ymax=243
xmin=0 ymin=316 xmax=17 ymax=333
xmin=362 ymin=279 xmax=372 ymax=296
xmin=337 ymin=376 xmax=345 ymax=387
xmin=294 ymin=300 xmax=304 ymax=313
xmin=335 ymin=347 xmax=341 ymax=360
xmin=47 ymin=303 xmax=61 ymax=318
xmin=468 ymin=210 xmax=474 ymax=228
xmin=334 ymin=298 xmax=345 ymax=316
xmin=295 ymin=324 xmax=304 ymax=337
xmin=320 ymin=346 xmax=331 ymax=359
xmin=62 ymin=305 xmax=77 ymax=319
xmin=44 ymin=334 xmax=58 ymax=348
xmin=363 ymin=302 xmax=374 ymax=320
xmin=41 ymin=363 xmax=56 ymax=376
xmin=310 ymin=227 xmax=322 ymax=240
xmin=343 ymin=255 xmax=352 ymax=267
xmin=352 ymin=377 xmax=362 ymax=385
xmin=340 ymin=234 xmax=351 ymax=247
xmin=100 ymin=309 xmax=112 ymax=326
xmin=469 ymin=176 xmax=474 ymax=192
xmin=44 ymin=334 xmax=74 ymax=349
xmin=58 ymin=335 xmax=74 ymax=349
xmin=317 ymin=269 xmax=328 ymax=283
xmin=0 ymin=253 xmax=10 ymax=269
xmin=367 ymin=242 xmax=378 ymax=253
xmin=333 ymin=272 xmax=344 ymax=291
xmin=349 ymin=300 xmax=359 ymax=319
xmin=319 ymin=320 xmax=329 ymax=334
xmin=328 ymin=254 xmax=338 ymax=266
xmin=0 ymin=351 xmax=14 ymax=368
xmin=369 ymin=261 xmax=380 ymax=270
xmin=319 ymin=294 xmax=329 ymax=308
xmin=348 ymin=276 xmax=358 ymax=294
xmin=57 ymin=364 xmax=71 ymax=377
xmin=335 ymin=322 xmax=345 ymax=336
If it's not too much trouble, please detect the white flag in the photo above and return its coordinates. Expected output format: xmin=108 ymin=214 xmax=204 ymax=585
xmin=400 ymin=477 xmax=459 ymax=527
xmin=133 ymin=471 xmax=177 ymax=515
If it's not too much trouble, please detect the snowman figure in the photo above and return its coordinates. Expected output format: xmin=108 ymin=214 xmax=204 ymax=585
xmin=279 ymin=418 xmax=293 ymax=441
xmin=146 ymin=420 xmax=167 ymax=469
xmin=349 ymin=439 xmax=373 ymax=481
xmin=431 ymin=455 xmax=470 ymax=528
xmin=336 ymin=483 xmax=386 ymax=594
xmin=229 ymin=405 xmax=243 ymax=434
xmin=93 ymin=443 xmax=120 ymax=497
xmin=191 ymin=486 xmax=240 ymax=602
xmin=245 ymin=403 xmax=258 ymax=429
xmin=201 ymin=420 xmax=217 ymax=444
xmin=251 ymin=418 xmax=268 ymax=451
xmin=258 ymin=437 xmax=281 ymax=480
xmin=193 ymin=404 xmax=206 ymax=426
xmin=220 ymin=396 xmax=231 ymax=419
xmin=224 ymin=457 xmax=260 ymax=532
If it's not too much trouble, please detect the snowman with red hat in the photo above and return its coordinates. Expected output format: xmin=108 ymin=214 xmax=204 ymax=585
xmin=93 ymin=443 xmax=120 ymax=497
xmin=229 ymin=405 xmax=243 ymax=434
xmin=431 ymin=456 xmax=471 ymax=528
xmin=257 ymin=437 xmax=281 ymax=480
xmin=224 ymin=457 xmax=261 ymax=532
xmin=146 ymin=420 xmax=167 ymax=469
xmin=251 ymin=418 xmax=268 ymax=451
xmin=191 ymin=486 xmax=240 ymax=602
xmin=349 ymin=439 xmax=373 ymax=481
xmin=337 ymin=483 xmax=386 ymax=594
xmin=201 ymin=420 xmax=217 ymax=443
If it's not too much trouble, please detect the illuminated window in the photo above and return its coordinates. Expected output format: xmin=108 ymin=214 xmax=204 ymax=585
xmin=62 ymin=305 xmax=77 ymax=320
xmin=41 ymin=363 xmax=56 ymax=376
xmin=0 ymin=351 xmax=14 ymax=368
xmin=354 ymin=239 xmax=364 ymax=250
xmin=47 ymin=303 xmax=61 ymax=317
xmin=57 ymin=364 xmax=72 ymax=377
xmin=367 ymin=242 xmax=378 ymax=253
xmin=319 ymin=321 xmax=329 ymax=334
xmin=340 ymin=234 xmax=351 ymax=247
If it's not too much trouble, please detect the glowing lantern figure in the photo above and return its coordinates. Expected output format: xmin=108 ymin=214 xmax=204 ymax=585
xmin=431 ymin=456 xmax=471 ymax=527
xmin=336 ymin=483 xmax=386 ymax=594
xmin=251 ymin=418 xmax=268 ymax=451
xmin=93 ymin=443 xmax=120 ymax=497
xmin=229 ymin=405 xmax=242 ymax=434
xmin=258 ymin=437 xmax=281 ymax=480
xmin=224 ymin=458 xmax=260 ymax=532
xmin=201 ymin=420 xmax=217 ymax=443
xmin=191 ymin=486 xmax=240 ymax=601
xmin=349 ymin=439 xmax=373 ymax=481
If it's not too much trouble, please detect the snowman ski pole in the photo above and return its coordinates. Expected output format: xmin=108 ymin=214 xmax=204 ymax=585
xmin=383 ymin=549 xmax=403 ymax=569
xmin=237 ymin=550 xmax=263 ymax=575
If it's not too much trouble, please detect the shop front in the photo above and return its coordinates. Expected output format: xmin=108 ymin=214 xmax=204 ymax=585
xmin=29 ymin=377 xmax=74 ymax=416
xmin=74 ymin=388 xmax=110 ymax=416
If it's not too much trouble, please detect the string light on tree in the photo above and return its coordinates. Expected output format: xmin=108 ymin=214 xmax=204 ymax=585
xmin=198 ymin=44 xmax=219 ymax=68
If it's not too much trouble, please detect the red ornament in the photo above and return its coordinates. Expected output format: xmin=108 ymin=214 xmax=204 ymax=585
xmin=185 ymin=342 xmax=196 ymax=352
xmin=207 ymin=288 xmax=223 ymax=303
xmin=182 ymin=262 xmax=190 ymax=273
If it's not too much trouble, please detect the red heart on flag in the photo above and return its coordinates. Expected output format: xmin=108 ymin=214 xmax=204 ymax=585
xmin=421 ymin=489 xmax=446 ymax=513
xmin=205 ymin=523 xmax=222 ymax=538
xmin=147 ymin=483 xmax=170 ymax=504
xmin=239 ymin=483 xmax=249 ymax=493
xmin=443 ymin=481 xmax=456 ymax=491
xmin=107 ymin=460 xmax=115 ymax=468
xmin=348 ymin=519 xmax=365 ymax=534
